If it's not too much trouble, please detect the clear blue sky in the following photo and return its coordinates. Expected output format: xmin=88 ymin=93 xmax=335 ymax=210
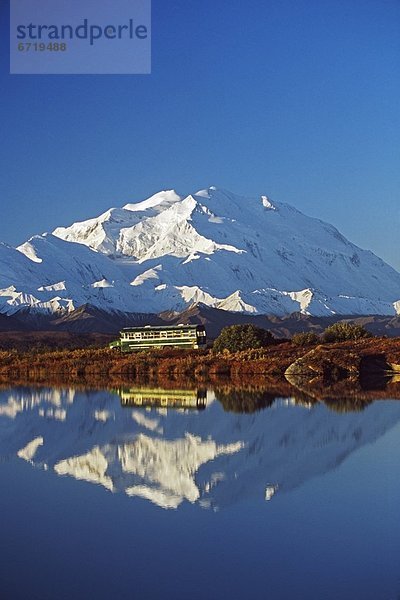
xmin=1 ymin=0 xmax=399 ymax=269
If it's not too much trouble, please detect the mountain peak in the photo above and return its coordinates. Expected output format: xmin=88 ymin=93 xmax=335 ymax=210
xmin=123 ymin=189 xmax=181 ymax=212
xmin=0 ymin=186 xmax=399 ymax=317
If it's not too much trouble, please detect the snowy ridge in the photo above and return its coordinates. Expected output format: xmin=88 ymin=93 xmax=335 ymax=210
xmin=0 ymin=186 xmax=398 ymax=316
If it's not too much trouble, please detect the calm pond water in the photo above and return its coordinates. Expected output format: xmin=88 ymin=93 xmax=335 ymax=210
xmin=0 ymin=385 xmax=400 ymax=600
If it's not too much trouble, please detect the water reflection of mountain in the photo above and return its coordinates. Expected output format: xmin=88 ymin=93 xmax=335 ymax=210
xmin=1 ymin=386 xmax=400 ymax=510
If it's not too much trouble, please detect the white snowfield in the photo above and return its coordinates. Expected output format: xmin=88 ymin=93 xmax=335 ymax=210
xmin=0 ymin=186 xmax=398 ymax=316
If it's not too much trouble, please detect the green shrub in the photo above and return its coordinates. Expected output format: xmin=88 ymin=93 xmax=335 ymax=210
xmin=291 ymin=332 xmax=320 ymax=346
xmin=322 ymin=322 xmax=372 ymax=343
xmin=213 ymin=324 xmax=274 ymax=353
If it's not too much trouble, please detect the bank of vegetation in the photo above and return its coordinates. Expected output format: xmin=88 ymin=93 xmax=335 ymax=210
xmin=0 ymin=323 xmax=399 ymax=386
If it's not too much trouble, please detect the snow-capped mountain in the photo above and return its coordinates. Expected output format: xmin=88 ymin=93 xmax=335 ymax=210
xmin=1 ymin=386 xmax=400 ymax=510
xmin=1 ymin=186 xmax=400 ymax=317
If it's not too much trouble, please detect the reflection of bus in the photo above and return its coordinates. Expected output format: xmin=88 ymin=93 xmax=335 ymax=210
xmin=117 ymin=387 xmax=207 ymax=410
xmin=109 ymin=324 xmax=206 ymax=352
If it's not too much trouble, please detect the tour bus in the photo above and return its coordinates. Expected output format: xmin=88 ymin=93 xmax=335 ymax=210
xmin=109 ymin=323 xmax=207 ymax=352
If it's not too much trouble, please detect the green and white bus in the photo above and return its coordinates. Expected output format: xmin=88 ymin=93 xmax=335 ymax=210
xmin=109 ymin=324 xmax=207 ymax=352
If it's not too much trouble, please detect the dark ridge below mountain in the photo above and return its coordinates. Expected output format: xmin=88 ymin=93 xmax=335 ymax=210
xmin=51 ymin=304 xmax=164 ymax=333
xmin=0 ymin=330 xmax=114 ymax=351
xmin=0 ymin=311 xmax=27 ymax=331
xmin=156 ymin=305 xmax=400 ymax=339
xmin=1 ymin=304 xmax=400 ymax=341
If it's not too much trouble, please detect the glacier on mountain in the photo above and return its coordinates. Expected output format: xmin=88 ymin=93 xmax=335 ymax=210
xmin=0 ymin=186 xmax=398 ymax=316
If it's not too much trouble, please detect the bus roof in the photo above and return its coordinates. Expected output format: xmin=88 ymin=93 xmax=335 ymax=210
xmin=120 ymin=324 xmax=205 ymax=332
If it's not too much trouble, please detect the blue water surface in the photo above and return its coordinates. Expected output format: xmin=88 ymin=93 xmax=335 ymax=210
xmin=0 ymin=386 xmax=399 ymax=600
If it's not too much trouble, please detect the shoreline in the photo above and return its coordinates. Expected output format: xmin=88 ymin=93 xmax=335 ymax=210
xmin=0 ymin=336 xmax=399 ymax=378
xmin=0 ymin=338 xmax=399 ymax=407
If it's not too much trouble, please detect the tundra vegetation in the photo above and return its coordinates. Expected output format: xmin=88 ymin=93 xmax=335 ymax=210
xmin=0 ymin=326 xmax=399 ymax=386
xmin=322 ymin=322 xmax=372 ymax=343
xmin=291 ymin=332 xmax=320 ymax=346
xmin=0 ymin=332 xmax=400 ymax=411
xmin=212 ymin=324 xmax=275 ymax=353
